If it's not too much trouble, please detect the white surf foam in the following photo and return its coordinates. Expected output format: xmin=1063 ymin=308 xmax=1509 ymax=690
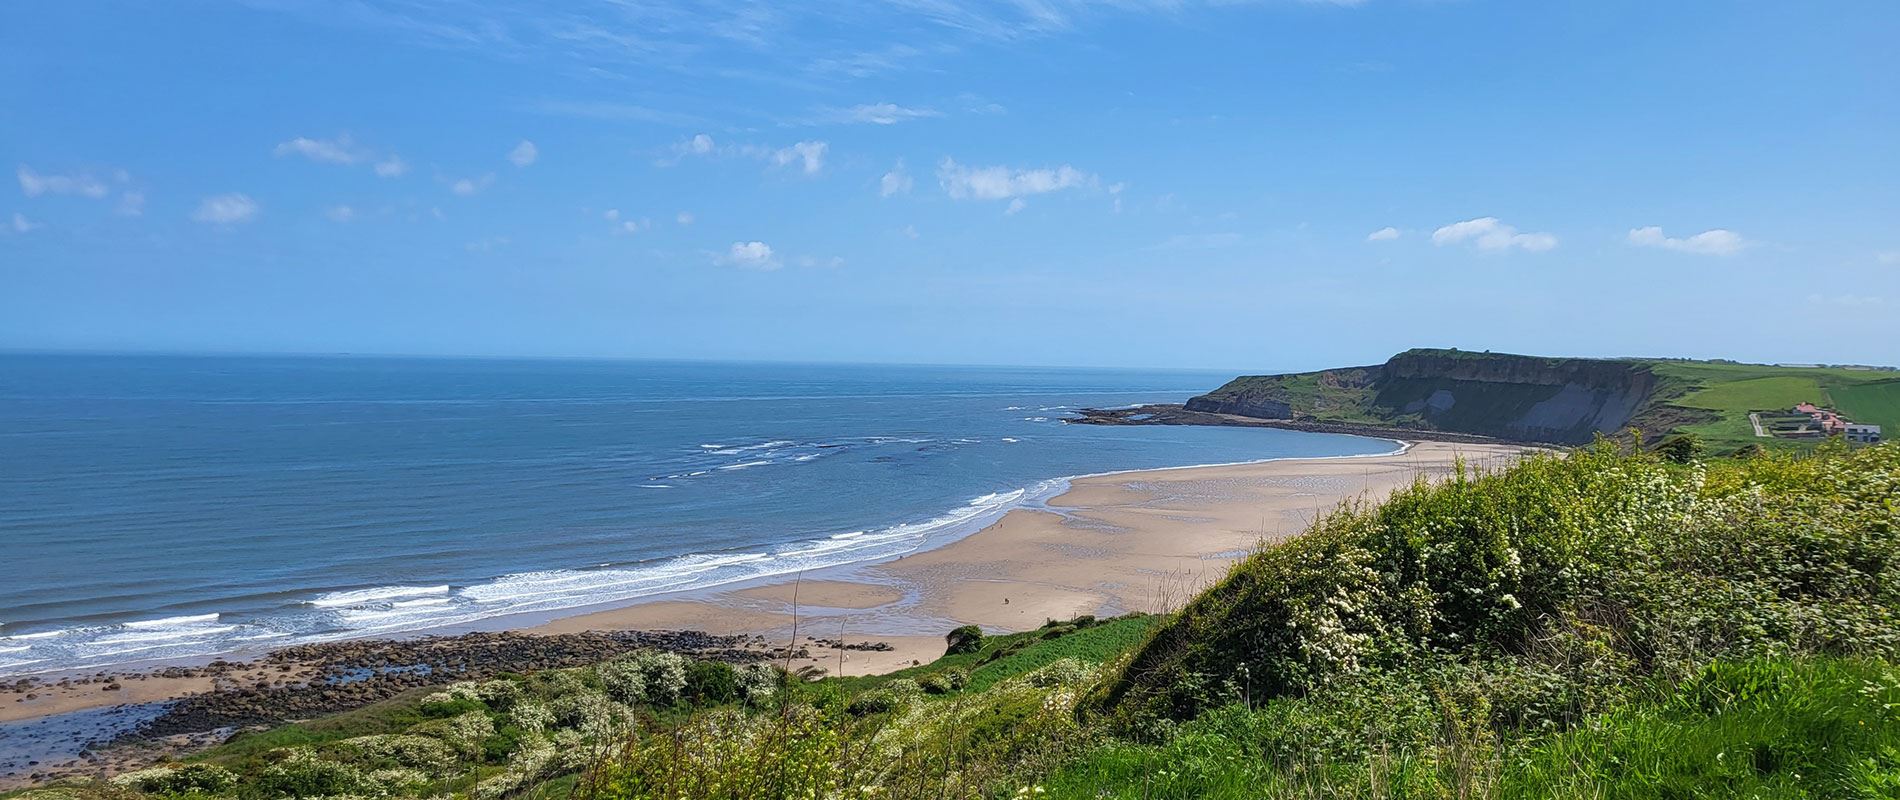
xmin=309 ymin=585 xmax=451 ymax=608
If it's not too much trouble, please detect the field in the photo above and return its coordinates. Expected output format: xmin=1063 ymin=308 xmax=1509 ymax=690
xmin=1648 ymin=361 xmax=1898 ymax=449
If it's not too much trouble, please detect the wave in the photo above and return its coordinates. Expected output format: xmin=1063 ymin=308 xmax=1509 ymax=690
xmin=0 ymin=439 xmax=1404 ymax=677
xmin=309 ymin=585 xmax=451 ymax=608
xmin=123 ymin=613 xmax=221 ymax=629
xmin=0 ymin=484 xmax=1053 ymax=676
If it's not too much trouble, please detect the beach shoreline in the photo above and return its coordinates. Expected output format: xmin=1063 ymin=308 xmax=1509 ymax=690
xmin=0 ymin=440 xmax=1530 ymax=786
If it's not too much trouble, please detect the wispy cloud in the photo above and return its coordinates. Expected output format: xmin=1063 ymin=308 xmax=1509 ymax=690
xmin=1367 ymin=226 xmax=1400 ymax=242
xmin=1627 ymin=226 xmax=1749 ymax=256
xmin=662 ymin=133 xmax=827 ymax=175
xmin=326 ymin=205 xmax=356 ymax=223
xmin=808 ymin=102 xmax=942 ymax=125
xmin=525 ymin=99 xmax=707 ymax=127
xmin=17 ymin=165 xmax=109 ymax=199
xmin=604 ymin=208 xmax=650 ymax=234
xmin=374 ymin=157 xmax=409 ymax=178
xmin=508 ymin=140 xmax=538 ymax=167
xmin=1807 ymin=293 xmax=1885 ymax=309
xmin=8 ymin=212 xmax=41 ymax=234
xmin=1431 ymin=217 xmax=1557 ymax=252
xmin=192 ymin=193 xmax=258 ymax=225
xmin=879 ymin=161 xmax=913 ymax=197
xmin=450 ymin=174 xmax=495 ymax=196
xmin=676 ymin=211 xmax=695 ymax=226
xmin=274 ymin=135 xmax=368 ymax=165
xmin=937 ymin=158 xmax=1098 ymax=211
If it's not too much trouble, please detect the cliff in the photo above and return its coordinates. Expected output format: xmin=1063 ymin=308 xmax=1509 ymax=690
xmin=1186 ymin=348 xmax=1686 ymax=445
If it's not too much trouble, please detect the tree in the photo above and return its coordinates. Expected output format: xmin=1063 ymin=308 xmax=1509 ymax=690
xmin=945 ymin=624 xmax=985 ymax=655
xmin=1656 ymin=433 xmax=1704 ymax=464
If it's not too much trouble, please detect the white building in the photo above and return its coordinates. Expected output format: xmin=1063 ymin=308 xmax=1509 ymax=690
xmin=1846 ymin=423 xmax=1882 ymax=444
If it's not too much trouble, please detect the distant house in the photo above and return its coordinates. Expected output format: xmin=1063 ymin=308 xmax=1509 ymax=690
xmin=1791 ymin=403 xmax=1848 ymax=435
xmin=1846 ymin=424 xmax=1882 ymax=444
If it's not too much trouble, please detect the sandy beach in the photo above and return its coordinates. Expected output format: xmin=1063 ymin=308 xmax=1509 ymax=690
xmin=527 ymin=440 xmax=1527 ymax=676
xmin=2 ymin=441 xmax=1526 ymax=724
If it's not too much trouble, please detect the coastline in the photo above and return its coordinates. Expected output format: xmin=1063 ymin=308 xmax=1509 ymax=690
xmin=524 ymin=440 xmax=1524 ymax=663
xmin=0 ymin=440 xmax=1531 ymax=786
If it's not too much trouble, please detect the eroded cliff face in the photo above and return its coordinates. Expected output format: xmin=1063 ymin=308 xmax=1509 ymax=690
xmin=1187 ymin=349 xmax=1664 ymax=444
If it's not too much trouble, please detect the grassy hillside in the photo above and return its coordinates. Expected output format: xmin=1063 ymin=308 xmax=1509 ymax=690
xmin=14 ymin=444 xmax=1898 ymax=800
xmin=1650 ymin=361 xmax=1900 ymax=449
xmin=1190 ymin=348 xmax=1898 ymax=450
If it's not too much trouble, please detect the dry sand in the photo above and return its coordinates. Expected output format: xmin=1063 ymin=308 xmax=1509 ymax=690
xmin=524 ymin=441 xmax=1528 ymax=676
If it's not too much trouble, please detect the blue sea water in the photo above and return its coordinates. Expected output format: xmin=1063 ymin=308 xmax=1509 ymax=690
xmin=0 ymin=354 xmax=1394 ymax=676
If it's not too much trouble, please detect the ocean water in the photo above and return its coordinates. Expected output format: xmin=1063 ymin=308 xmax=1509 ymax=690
xmin=0 ymin=354 xmax=1394 ymax=675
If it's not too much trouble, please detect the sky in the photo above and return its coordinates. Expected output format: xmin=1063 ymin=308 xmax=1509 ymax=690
xmin=2 ymin=1 xmax=1896 ymax=372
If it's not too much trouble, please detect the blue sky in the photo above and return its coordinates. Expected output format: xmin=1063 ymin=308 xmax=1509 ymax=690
xmin=2 ymin=1 xmax=1896 ymax=371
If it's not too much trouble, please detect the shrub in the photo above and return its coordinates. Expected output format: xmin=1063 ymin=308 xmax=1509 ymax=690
xmin=339 ymin=733 xmax=459 ymax=774
xmin=683 ymin=659 xmax=738 ymax=705
xmin=1101 ymin=443 xmax=1900 ymax=723
xmin=598 ymin=650 xmax=690 ymax=706
xmin=253 ymin=750 xmax=376 ymax=798
xmin=109 ymin=763 xmax=238 ymax=793
xmin=946 ymin=624 xmax=985 ymax=655
xmin=734 ymin=663 xmax=780 ymax=706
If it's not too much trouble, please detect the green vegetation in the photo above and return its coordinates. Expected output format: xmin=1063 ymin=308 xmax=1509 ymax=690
xmin=1191 ymin=348 xmax=1897 ymax=449
xmin=13 ymin=443 xmax=1898 ymax=800
xmin=1834 ymin=379 xmax=1900 ymax=433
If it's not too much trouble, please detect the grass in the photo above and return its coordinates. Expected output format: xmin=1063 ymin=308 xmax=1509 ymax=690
xmin=1503 ymin=657 xmax=1900 ymax=798
xmin=825 ymin=614 xmax=1163 ymax=695
xmin=1832 ymin=379 xmax=1900 ymax=433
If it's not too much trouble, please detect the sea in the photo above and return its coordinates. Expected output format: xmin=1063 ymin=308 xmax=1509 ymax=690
xmin=0 ymin=354 xmax=1396 ymax=676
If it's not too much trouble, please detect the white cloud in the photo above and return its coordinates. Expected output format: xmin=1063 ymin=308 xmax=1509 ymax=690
xmin=768 ymin=140 xmax=827 ymax=175
xmin=1431 ymin=217 xmax=1557 ymax=252
xmin=1878 ymin=251 xmax=1900 ymax=265
xmin=192 ymin=193 xmax=258 ymax=224
xmin=796 ymin=254 xmax=846 ymax=268
xmin=1627 ymin=226 xmax=1748 ymax=256
xmin=1367 ymin=226 xmax=1401 ymax=242
xmin=717 ymin=240 xmax=780 ymax=270
xmin=1005 ymin=198 xmax=1027 ymax=215
xmin=901 ymin=224 xmax=919 ymax=239
xmin=664 ymin=134 xmax=825 ymax=175
xmin=9 ymin=212 xmax=41 ymax=233
xmin=619 ymin=217 xmax=651 ymax=234
xmin=603 ymin=208 xmax=620 ymax=221
xmin=17 ymin=165 xmax=109 ymax=199
xmin=937 ymin=158 xmax=1097 ymax=202
xmin=326 ymin=205 xmax=356 ymax=223
xmin=1108 ymin=182 xmax=1125 ymax=213
xmin=273 ymin=135 xmax=366 ymax=165
xmin=676 ymin=211 xmax=695 ymax=226
xmin=508 ymin=140 xmax=538 ymax=167
xmin=116 ymin=190 xmax=145 ymax=217
xmin=879 ymin=161 xmax=913 ymax=197
xmin=821 ymin=102 xmax=942 ymax=125
xmin=374 ymin=157 xmax=409 ymax=178
xmin=450 ymin=174 xmax=495 ymax=196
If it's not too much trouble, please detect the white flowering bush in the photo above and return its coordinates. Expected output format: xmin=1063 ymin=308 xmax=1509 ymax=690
xmin=339 ymin=733 xmax=459 ymax=774
xmin=598 ymin=650 xmax=689 ymax=706
xmin=109 ymin=763 xmax=238 ymax=793
xmin=734 ymin=662 xmax=779 ymax=706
